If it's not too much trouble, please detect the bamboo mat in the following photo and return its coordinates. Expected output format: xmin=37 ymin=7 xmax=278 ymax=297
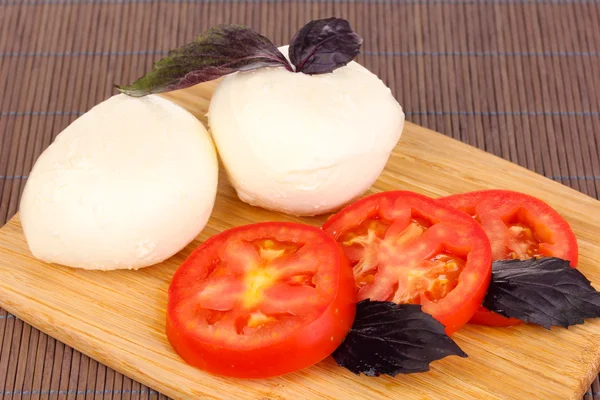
xmin=0 ymin=0 xmax=599 ymax=399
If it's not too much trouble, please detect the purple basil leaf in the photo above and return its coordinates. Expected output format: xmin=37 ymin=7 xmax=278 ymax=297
xmin=117 ymin=24 xmax=292 ymax=97
xmin=289 ymin=17 xmax=363 ymax=75
xmin=483 ymin=257 xmax=600 ymax=329
xmin=332 ymin=300 xmax=467 ymax=377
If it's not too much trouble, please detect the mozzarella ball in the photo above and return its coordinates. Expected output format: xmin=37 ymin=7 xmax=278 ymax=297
xmin=208 ymin=46 xmax=404 ymax=216
xmin=20 ymin=94 xmax=218 ymax=270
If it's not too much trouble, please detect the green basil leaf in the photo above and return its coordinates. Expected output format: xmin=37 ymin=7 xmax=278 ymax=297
xmin=118 ymin=24 xmax=292 ymax=97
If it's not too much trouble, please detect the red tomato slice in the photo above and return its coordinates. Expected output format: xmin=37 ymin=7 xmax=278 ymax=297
xmin=322 ymin=191 xmax=492 ymax=335
xmin=439 ymin=190 xmax=579 ymax=327
xmin=166 ymin=222 xmax=356 ymax=379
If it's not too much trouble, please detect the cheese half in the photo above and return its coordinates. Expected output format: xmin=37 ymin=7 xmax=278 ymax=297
xmin=20 ymin=94 xmax=219 ymax=270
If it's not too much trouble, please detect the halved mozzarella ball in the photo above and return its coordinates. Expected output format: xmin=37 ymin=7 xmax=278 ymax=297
xmin=20 ymin=94 xmax=218 ymax=270
xmin=208 ymin=46 xmax=404 ymax=216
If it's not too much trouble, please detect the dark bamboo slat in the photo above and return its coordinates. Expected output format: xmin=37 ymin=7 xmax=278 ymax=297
xmin=0 ymin=1 xmax=598 ymax=399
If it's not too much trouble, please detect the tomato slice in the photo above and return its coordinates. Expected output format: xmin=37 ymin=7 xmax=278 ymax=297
xmin=439 ymin=190 xmax=579 ymax=327
xmin=322 ymin=191 xmax=492 ymax=335
xmin=166 ymin=222 xmax=356 ymax=379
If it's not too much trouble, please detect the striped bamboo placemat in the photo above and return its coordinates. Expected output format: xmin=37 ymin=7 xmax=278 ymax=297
xmin=1 ymin=1 xmax=599 ymax=398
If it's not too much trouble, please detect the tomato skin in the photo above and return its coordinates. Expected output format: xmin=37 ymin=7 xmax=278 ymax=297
xmin=468 ymin=306 xmax=523 ymax=327
xmin=166 ymin=293 xmax=355 ymax=378
xmin=322 ymin=190 xmax=492 ymax=335
xmin=166 ymin=222 xmax=356 ymax=379
xmin=439 ymin=190 xmax=578 ymax=265
xmin=439 ymin=190 xmax=579 ymax=327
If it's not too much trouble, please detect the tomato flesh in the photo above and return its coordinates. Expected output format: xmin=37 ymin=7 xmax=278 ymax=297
xmin=167 ymin=222 xmax=356 ymax=378
xmin=323 ymin=191 xmax=492 ymax=335
xmin=439 ymin=190 xmax=579 ymax=327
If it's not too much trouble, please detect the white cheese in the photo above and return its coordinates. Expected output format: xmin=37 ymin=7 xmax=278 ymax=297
xmin=20 ymin=94 xmax=219 ymax=270
xmin=208 ymin=45 xmax=404 ymax=216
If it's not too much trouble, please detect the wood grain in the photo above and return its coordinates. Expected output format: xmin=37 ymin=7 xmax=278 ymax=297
xmin=0 ymin=82 xmax=600 ymax=400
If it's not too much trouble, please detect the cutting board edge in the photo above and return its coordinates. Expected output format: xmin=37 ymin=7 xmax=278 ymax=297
xmin=0 ymin=294 xmax=196 ymax=400
xmin=3 ymin=291 xmax=598 ymax=400
xmin=2 ymin=281 xmax=599 ymax=400
xmin=398 ymin=121 xmax=600 ymax=212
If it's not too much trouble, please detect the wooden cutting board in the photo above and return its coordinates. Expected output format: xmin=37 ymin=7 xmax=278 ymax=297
xmin=0 ymin=80 xmax=599 ymax=400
